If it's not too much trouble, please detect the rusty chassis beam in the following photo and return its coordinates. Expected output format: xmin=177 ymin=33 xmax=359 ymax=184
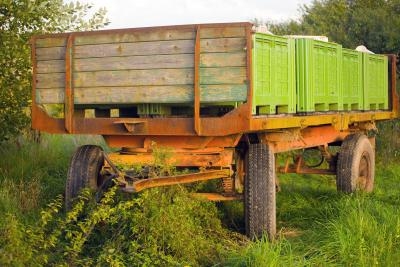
xmin=259 ymin=125 xmax=349 ymax=153
xmin=193 ymin=193 xmax=243 ymax=201
xmin=120 ymin=169 xmax=231 ymax=193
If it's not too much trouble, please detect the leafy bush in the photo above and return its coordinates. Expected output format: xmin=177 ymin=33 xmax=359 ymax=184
xmin=0 ymin=186 xmax=239 ymax=266
xmin=0 ymin=0 xmax=109 ymax=141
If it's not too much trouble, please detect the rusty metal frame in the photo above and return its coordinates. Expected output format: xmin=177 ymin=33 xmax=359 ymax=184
xmin=108 ymin=147 xmax=235 ymax=168
xmin=259 ymin=125 xmax=350 ymax=153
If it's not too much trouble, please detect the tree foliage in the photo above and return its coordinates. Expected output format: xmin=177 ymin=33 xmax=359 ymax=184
xmin=264 ymin=0 xmax=400 ymax=54
xmin=0 ymin=0 xmax=109 ymax=141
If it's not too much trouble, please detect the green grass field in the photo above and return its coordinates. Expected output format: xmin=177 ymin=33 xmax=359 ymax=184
xmin=1 ymin=134 xmax=400 ymax=266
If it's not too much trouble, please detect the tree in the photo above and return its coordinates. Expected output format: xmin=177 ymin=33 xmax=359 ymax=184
xmin=264 ymin=0 xmax=400 ymax=54
xmin=0 ymin=0 xmax=109 ymax=141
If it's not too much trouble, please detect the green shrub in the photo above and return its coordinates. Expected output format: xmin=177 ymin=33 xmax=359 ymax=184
xmin=0 ymin=186 xmax=238 ymax=266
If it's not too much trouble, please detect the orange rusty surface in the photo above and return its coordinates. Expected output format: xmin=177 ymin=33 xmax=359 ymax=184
xmin=193 ymin=193 xmax=243 ymax=201
xmin=260 ymin=125 xmax=349 ymax=153
xmin=108 ymin=148 xmax=234 ymax=167
xmin=103 ymin=134 xmax=242 ymax=149
xmin=129 ymin=169 xmax=230 ymax=192
xmin=64 ymin=34 xmax=74 ymax=133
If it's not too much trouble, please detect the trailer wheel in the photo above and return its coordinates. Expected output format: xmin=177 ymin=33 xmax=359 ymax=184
xmin=337 ymin=134 xmax=374 ymax=193
xmin=245 ymin=143 xmax=276 ymax=240
xmin=65 ymin=145 xmax=104 ymax=210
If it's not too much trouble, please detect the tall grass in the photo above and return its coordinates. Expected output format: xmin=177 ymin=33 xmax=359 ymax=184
xmin=1 ymin=134 xmax=400 ymax=266
xmin=0 ymin=134 xmax=104 ymax=219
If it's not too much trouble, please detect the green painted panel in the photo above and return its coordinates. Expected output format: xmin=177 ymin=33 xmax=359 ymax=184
xmin=342 ymin=49 xmax=363 ymax=111
xmin=296 ymin=39 xmax=343 ymax=112
xmin=252 ymin=33 xmax=296 ymax=115
xmin=363 ymin=54 xmax=388 ymax=110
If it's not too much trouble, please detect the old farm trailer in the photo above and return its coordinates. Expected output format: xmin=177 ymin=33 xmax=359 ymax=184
xmin=31 ymin=22 xmax=398 ymax=239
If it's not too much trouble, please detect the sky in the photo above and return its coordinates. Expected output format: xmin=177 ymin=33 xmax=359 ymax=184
xmin=79 ymin=0 xmax=313 ymax=29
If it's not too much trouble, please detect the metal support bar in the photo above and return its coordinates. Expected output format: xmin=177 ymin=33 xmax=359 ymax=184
xmin=245 ymin=24 xmax=253 ymax=118
xmin=278 ymin=156 xmax=336 ymax=175
xmin=193 ymin=193 xmax=243 ymax=201
xmin=65 ymin=34 xmax=75 ymax=133
xmin=124 ymin=169 xmax=230 ymax=193
xmin=194 ymin=25 xmax=201 ymax=135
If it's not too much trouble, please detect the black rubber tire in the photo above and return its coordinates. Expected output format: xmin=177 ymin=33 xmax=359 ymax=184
xmin=337 ymin=133 xmax=375 ymax=193
xmin=65 ymin=145 xmax=104 ymax=210
xmin=244 ymin=143 xmax=276 ymax=240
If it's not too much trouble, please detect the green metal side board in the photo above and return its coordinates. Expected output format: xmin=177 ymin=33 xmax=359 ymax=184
xmin=252 ymin=33 xmax=296 ymax=115
xmin=296 ymin=39 xmax=343 ymax=112
xmin=342 ymin=49 xmax=363 ymax=111
xmin=363 ymin=54 xmax=388 ymax=110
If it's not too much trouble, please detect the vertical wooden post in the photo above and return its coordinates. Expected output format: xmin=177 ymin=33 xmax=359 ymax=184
xmin=65 ymin=34 xmax=75 ymax=133
xmin=194 ymin=25 xmax=201 ymax=135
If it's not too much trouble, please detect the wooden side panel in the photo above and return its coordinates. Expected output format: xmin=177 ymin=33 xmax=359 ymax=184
xmin=36 ymin=67 xmax=246 ymax=88
xmin=36 ymin=47 xmax=66 ymax=60
xmin=37 ymin=60 xmax=65 ymax=73
xmin=74 ymin=28 xmax=195 ymax=45
xmin=36 ymin=84 xmax=247 ymax=104
xmin=35 ymin=37 xmax=67 ymax=48
xmin=200 ymin=67 xmax=246 ymax=85
xmin=34 ymin=25 xmax=248 ymax=105
xmin=35 ymin=38 xmax=246 ymax=61
xmin=200 ymin=52 xmax=246 ymax=67
xmin=75 ymin=39 xmax=195 ymax=58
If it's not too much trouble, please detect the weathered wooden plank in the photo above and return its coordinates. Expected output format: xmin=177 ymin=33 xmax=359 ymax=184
xmin=74 ymin=69 xmax=194 ymax=87
xmin=35 ymin=25 xmax=246 ymax=47
xmin=65 ymin=38 xmax=245 ymax=59
xmin=35 ymin=37 xmax=67 ymax=48
xmin=74 ymin=54 xmax=194 ymax=72
xmin=35 ymin=38 xmax=247 ymax=63
xmin=75 ymin=37 xmax=246 ymax=58
xmin=36 ymin=89 xmax=64 ymax=103
xmin=37 ymin=69 xmax=193 ymax=89
xmin=200 ymin=67 xmax=246 ymax=85
xmin=36 ymin=84 xmax=247 ymax=104
xmin=36 ymin=47 xmax=66 ymax=60
xmin=74 ymin=39 xmax=195 ymax=58
xmin=37 ymin=60 xmax=65 ymax=73
xmin=200 ymin=38 xmax=246 ymax=53
xmin=200 ymin=84 xmax=247 ymax=102
xmin=36 ymin=73 xmax=65 ymax=89
xmin=200 ymin=52 xmax=246 ymax=67
xmin=75 ymin=29 xmax=196 ymax=45
xmin=200 ymin=27 xmax=245 ymax=39
xmin=36 ymin=66 xmax=246 ymax=89
xmin=37 ymin=54 xmax=194 ymax=73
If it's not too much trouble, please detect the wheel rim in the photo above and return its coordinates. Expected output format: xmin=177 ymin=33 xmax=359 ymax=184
xmin=357 ymin=152 xmax=370 ymax=190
